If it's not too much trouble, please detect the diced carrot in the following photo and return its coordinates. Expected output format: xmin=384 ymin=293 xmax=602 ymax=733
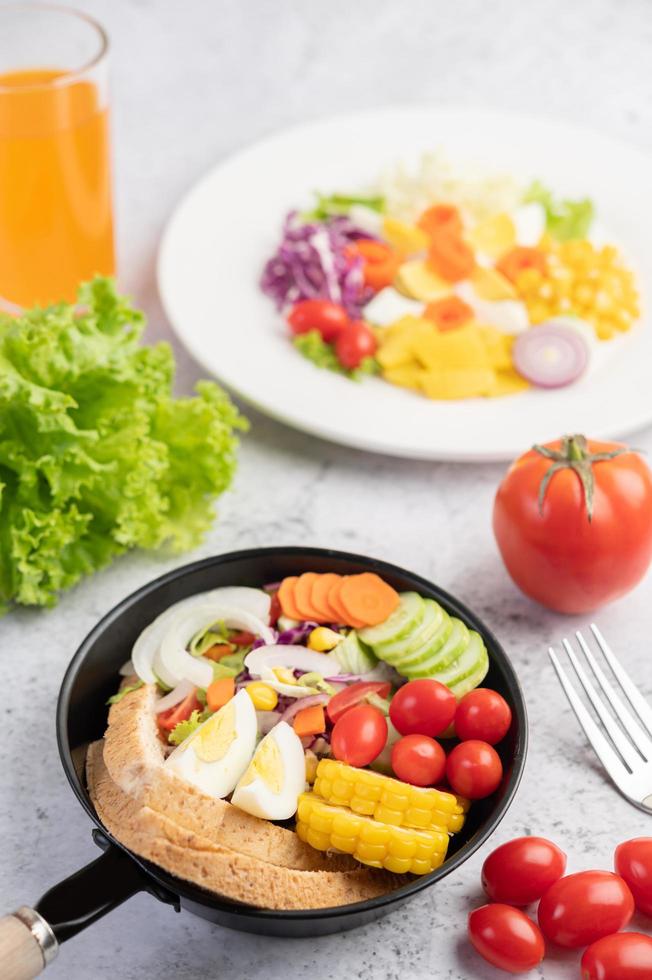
xmin=203 ymin=643 xmax=234 ymax=662
xmin=423 ymin=295 xmax=474 ymax=332
xmin=294 ymin=572 xmax=324 ymax=622
xmin=278 ymin=576 xmax=304 ymax=621
xmin=206 ymin=676 xmax=235 ymax=712
xmin=339 ymin=572 xmax=400 ymax=627
xmin=293 ymin=704 xmax=326 ymax=738
xmin=311 ymin=573 xmax=342 ymax=622
xmin=427 ymin=229 xmax=475 ymax=282
xmin=329 ymin=577 xmax=367 ymax=629
xmin=496 ymin=246 xmax=547 ymax=283
xmin=347 ymin=239 xmax=401 ymax=291
xmin=418 ymin=204 xmax=463 ymax=239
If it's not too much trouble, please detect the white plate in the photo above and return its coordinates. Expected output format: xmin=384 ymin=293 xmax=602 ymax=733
xmin=158 ymin=106 xmax=652 ymax=461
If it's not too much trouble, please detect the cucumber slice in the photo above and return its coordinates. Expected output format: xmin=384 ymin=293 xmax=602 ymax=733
xmin=402 ymin=617 xmax=469 ymax=677
xmin=421 ymin=630 xmax=487 ymax=691
xmin=358 ymin=592 xmax=424 ymax=648
xmin=375 ymin=599 xmax=446 ymax=661
xmin=449 ymin=642 xmax=489 ymax=699
xmin=334 ymin=631 xmax=378 ymax=674
xmin=387 ymin=607 xmax=453 ymax=670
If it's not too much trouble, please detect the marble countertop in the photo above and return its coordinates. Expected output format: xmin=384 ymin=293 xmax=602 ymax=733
xmin=3 ymin=0 xmax=652 ymax=977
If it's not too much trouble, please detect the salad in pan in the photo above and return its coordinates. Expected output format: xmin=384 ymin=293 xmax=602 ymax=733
xmin=260 ymin=151 xmax=640 ymax=400
xmin=89 ymin=572 xmax=513 ymax=909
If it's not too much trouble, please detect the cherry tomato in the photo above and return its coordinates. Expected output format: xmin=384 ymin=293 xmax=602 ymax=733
xmin=581 ymin=933 xmax=652 ymax=979
xmin=391 ymin=734 xmax=446 ymax=786
xmin=482 ymin=837 xmax=567 ymax=905
xmin=455 ymin=688 xmax=512 ymax=744
xmin=446 ymin=740 xmax=503 ymax=799
xmin=331 ymin=703 xmax=387 ymax=767
xmin=287 ymin=299 xmax=349 ymax=341
xmin=537 ymin=871 xmax=634 ymax=948
xmin=493 ymin=435 xmax=652 ymax=614
xmin=334 ymin=321 xmax=377 ymax=369
xmin=468 ymin=904 xmax=545 ymax=974
xmin=389 ymin=679 xmax=456 ymax=738
xmin=615 ymin=838 xmax=652 ymax=917
xmin=326 ymin=681 xmax=391 ymax=725
xmin=157 ymin=690 xmax=201 ymax=732
xmin=229 ymin=630 xmax=256 ymax=647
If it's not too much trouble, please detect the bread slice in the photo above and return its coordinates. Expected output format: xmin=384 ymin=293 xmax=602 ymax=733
xmin=87 ymin=741 xmax=400 ymax=910
xmin=103 ymin=681 xmax=354 ymax=872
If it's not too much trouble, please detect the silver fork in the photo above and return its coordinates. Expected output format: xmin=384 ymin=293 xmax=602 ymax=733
xmin=549 ymin=624 xmax=652 ymax=814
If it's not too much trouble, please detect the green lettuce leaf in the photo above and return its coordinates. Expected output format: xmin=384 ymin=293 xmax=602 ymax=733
xmin=0 ymin=278 xmax=247 ymax=610
xmin=524 ymin=181 xmax=594 ymax=241
xmin=106 ymin=680 xmax=144 ymax=705
xmin=304 ymin=193 xmax=385 ymax=221
xmin=168 ymin=708 xmax=212 ymax=745
xmin=293 ymin=331 xmax=378 ymax=381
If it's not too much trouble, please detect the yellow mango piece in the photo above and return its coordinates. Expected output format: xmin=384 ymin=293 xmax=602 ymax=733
xmin=468 ymin=212 xmax=516 ymax=258
xmin=414 ymin=325 xmax=491 ymax=372
xmin=420 ymin=368 xmax=496 ymax=400
xmin=471 ymin=266 xmax=517 ymax=301
xmin=382 ymin=365 xmax=426 ymax=390
xmin=394 ymin=260 xmax=451 ymax=302
xmin=486 ymin=369 xmax=530 ymax=397
xmin=382 ymin=217 xmax=429 ymax=256
xmin=377 ymin=317 xmax=432 ymax=369
xmin=475 ymin=326 xmax=514 ymax=371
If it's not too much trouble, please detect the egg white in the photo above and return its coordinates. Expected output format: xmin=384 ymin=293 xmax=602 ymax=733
xmin=231 ymin=721 xmax=306 ymax=820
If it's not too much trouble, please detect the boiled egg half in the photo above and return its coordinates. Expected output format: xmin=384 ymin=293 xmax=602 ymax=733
xmin=164 ymin=688 xmax=257 ymax=798
xmin=231 ymin=721 xmax=305 ymax=820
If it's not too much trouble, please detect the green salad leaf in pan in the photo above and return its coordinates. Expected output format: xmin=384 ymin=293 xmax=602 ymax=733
xmin=0 ymin=277 xmax=247 ymax=611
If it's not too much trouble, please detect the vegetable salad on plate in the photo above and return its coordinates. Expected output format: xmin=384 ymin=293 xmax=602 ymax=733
xmin=260 ymin=151 xmax=640 ymax=400
xmin=119 ymin=572 xmax=513 ymax=877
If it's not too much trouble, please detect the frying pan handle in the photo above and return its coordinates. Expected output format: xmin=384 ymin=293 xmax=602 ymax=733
xmin=1 ymin=835 xmax=179 ymax=978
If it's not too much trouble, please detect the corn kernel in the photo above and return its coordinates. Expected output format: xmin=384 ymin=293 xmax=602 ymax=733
xmin=245 ymin=681 xmax=278 ymax=711
xmin=307 ymin=627 xmax=344 ymax=652
xmin=272 ymin=667 xmax=296 ymax=685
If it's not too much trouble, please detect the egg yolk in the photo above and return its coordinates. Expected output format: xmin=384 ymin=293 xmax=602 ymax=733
xmin=240 ymin=736 xmax=284 ymax=794
xmin=194 ymin=702 xmax=236 ymax=763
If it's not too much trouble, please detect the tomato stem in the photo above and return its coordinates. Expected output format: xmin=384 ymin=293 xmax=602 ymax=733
xmin=532 ymin=434 xmax=628 ymax=522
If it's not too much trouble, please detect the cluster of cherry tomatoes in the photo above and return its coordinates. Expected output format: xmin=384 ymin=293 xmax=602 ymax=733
xmin=468 ymin=835 xmax=652 ymax=976
xmin=287 ymin=299 xmax=377 ymax=370
xmin=328 ymin=677 xmax=512 ymax=798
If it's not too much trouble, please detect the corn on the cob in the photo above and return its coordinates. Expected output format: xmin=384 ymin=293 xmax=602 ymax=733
xmin=313 ymin=759 xmax=467 ymax=833
xmin=296 ymin=793 xmax=449 ymax=875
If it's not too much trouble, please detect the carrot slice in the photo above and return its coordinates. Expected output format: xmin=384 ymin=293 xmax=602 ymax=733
xmin=293 ymin=704 xmax=326 ymax=738
xmin=418 ymin=204 xmax=463 ymax=239
xmin=346 ymin=239 xmax=401 ymax=291
xmin=294 ymin=572 xmax=324 ymax=622
xmin=311 ymin=573 xmax=342 ymax=622
xmin=277 ymin=576 xmax=304 ymax=621
xmin=339 ymin=572 xmax=400 ymax=627
xmin=329 ymin=577 xmax=367 ymax=629
xmin=206 ymin=677 xmax=235 ymax=712
xmin=496 ymin=246 xmax=547 ymax=283
xmin=427 ymin=230 xmax=475 ymax=282
xmin=424 ymin=295 xmax=474 ymax=331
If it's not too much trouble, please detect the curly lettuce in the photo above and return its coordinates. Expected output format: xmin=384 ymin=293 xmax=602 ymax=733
xmin=0 ymin=277 xmax=247 ymax=610
xmin=525 ymin=181 xmax=594 ymax=241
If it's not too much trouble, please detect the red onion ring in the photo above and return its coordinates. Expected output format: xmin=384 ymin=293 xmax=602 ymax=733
xmin=513 ymin=323 xmax=589 ymax=388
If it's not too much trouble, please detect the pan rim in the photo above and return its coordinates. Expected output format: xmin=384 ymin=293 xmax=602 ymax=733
xmin=56 ymin=546 xmax=528 ymax=921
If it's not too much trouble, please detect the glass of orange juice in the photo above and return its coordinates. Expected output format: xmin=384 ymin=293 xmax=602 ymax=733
xmin=0 ymin=3 xmax=115 ymax=311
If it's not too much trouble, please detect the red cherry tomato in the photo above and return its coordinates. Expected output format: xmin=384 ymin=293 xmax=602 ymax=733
xmin=287 ymin=299 xmax=350 ymax=341
xmin=615 ymin=838 xmax=652 ymax=918
xmin=455 ymin=688 xmax=512 ymax=744
xmin=446 ymin=740 xmax=503 ymax=799
xmin=493 ymin=435 xmax=652 ymax=614
xmin=468 ymin=904 xmax=545 ymax=974
xmin=391 ymin=734 xmax=446 ymax=786
xmin=537 ymin=871 xmax=634 ymax=948
xmin=157 ymin=690 xmax=201 ymax=733
xmin=581 ymin=933 xmax=652 ymax=979
xmin=334 ymin=320 xmax=377 ymax=369
xmin=331 ymin=703 xmax=387 ymax=767
xmin=326 ymin=681 xmax=391 ymax=725
xmin=389 ymin=679 xmax=457 ymax=738
xmin=481 ymin=837 xmax=567 ymax=905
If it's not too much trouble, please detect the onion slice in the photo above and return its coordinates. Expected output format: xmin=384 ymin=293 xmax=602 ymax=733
xmin=278 ymin=694 xmax=330 ymax=725
xmin=154 ymin=679 xmax=195 ymax=714
xmin=257 ymin=710 xmax=282 ymax=735
xmin=245 ymin=645 xmax=341 ymax=678
xmin=118 ymin=659 xmax=135 ymax=677
xmin=513 ymin=323 xmax=589 ymax=388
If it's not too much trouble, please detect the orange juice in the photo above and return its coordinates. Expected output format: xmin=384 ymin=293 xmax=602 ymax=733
xmin=0 ymin=68 xmax=115 ymax=308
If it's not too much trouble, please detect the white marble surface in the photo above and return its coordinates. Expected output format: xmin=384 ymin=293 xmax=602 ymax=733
xmin=3 ymin=0 xmax=652 ymax=977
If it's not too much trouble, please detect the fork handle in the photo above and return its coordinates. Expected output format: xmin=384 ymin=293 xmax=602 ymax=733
xmin=0 ymin=909 xmax=57 ymax=980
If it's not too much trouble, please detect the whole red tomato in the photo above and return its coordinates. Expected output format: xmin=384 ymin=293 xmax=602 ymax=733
xmin=468 ymin=904 xmax=545 ymax=974
xmin=391 ymin=734 xmax=446 ymax=786
xmin=287 ymin=299 xmax=349 ymax=341
xmin=482 ymin=836 xmax=566 ymax=905
xmin=455 ymin=688 xmax=512 ymax=745
xmin=615 ymin=838 xmax=652 ymax=917
xmin=334 ymin=321 xmax=377 ymax=369
xmin=493 ymin=434 xmax=652 ymax=613
xmin=389 ymin=678 xmax=457 ymax=738
xmin=446 ymin=740 xmax=503 ymax=799
xmin=330 ymin=703 xmax=387 ymax=767
xmin=581 ymin=933 xmax=652 ymax=979
xmin=537 ymin=870 xmax=634 ymax=948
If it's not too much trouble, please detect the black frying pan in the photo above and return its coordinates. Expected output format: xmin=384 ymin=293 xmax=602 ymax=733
xmin=0 ymin=548 xmax=528 ymax=980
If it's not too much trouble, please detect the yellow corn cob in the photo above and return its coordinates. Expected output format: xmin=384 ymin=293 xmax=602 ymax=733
xmin=313 ymin=759 xmax=468 ymax=833
xmin=296 ymin=793 xmax=449 ymax=875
